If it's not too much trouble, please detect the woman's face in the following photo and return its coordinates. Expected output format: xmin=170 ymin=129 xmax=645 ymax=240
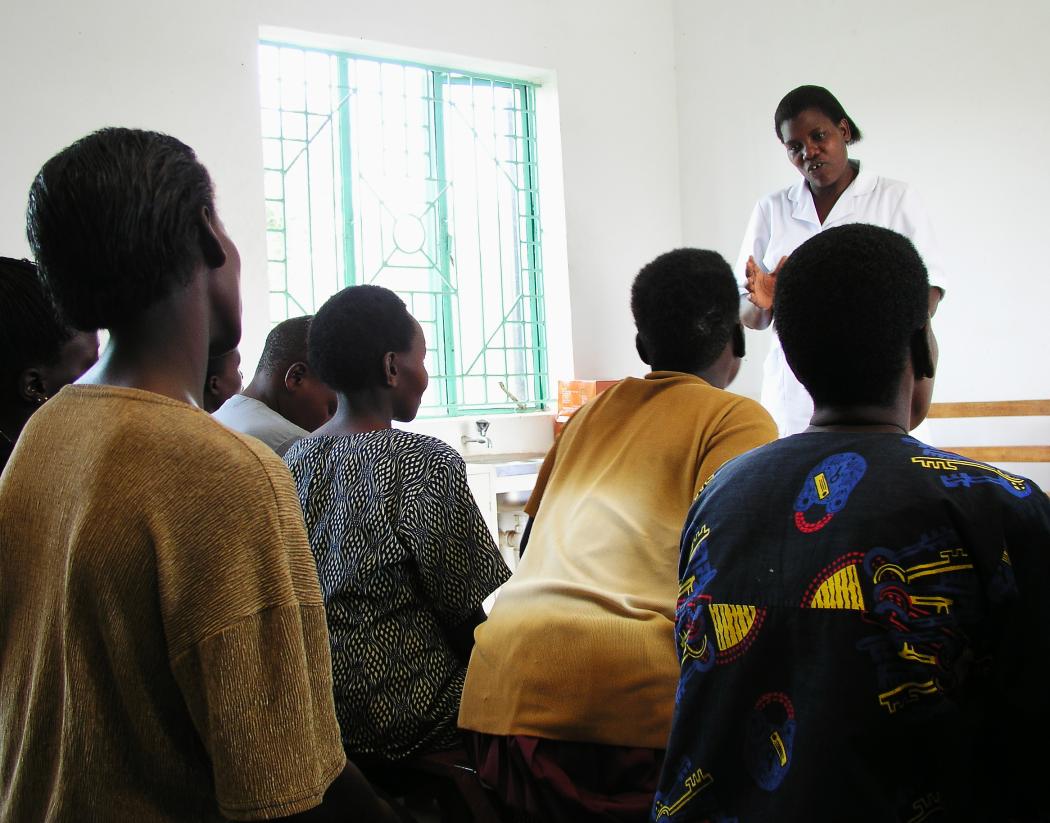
xmin=779 ymin=108 xmax=852 ymax=193
xmin=391 ymin=319 xmax=429 ymax=423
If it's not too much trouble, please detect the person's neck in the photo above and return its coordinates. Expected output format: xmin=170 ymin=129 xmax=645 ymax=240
xmin=242 ymin=373 xmax=280 ymax=412
xmin=312 ymin=390 xmax=394 ymax=436
xmin=77 ymin=278 xmax=211 ymax=406
xmin=809 ymin=161 xmax=858 ymax=223
xmin=650 ymin=353 xmax=735 ymax=390
xmin=694 ymin=361 xmax=734 ymax=390
xmin=808 ymin=400 xmax=910 ymax=434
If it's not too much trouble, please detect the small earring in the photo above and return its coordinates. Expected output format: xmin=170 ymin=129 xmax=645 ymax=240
xmin=34 ymin=393 xmax=48 ymax=406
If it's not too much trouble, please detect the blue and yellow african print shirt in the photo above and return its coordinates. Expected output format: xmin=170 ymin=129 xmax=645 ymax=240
xmin=653 ymin=433 xmax=1050 ymax=822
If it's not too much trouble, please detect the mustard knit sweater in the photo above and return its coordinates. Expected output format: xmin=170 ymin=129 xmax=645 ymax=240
xmin=0 ymin=386 xmax=344 ymax=822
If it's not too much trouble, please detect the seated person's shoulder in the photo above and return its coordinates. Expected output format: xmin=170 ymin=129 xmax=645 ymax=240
xmin=148 ymin=402 xmax=298 ymax=502
xmin=392 ymin=429 xmax=464 ymax=465
xmin=699 ymin=386 xmax=778 ymax=436
xmin=197 ymin=408 xmax=293 ymax=472
xmin=694 ymin=433 xmax=792 ymax=492
xmin=908 ymin=440 xmax=1050 ymax=514
xmin=568 ymin=379 xmax=777 ymax=449
xmin=719 ymin=388 xmax=775 ymax=418
xmin=58 ymin=386 xmax=293 ymax=489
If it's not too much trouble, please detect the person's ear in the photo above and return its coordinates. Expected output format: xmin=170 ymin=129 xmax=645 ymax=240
xmin=731 ymin=324 xmax=746 ymax=359
xmin=910 ymin=324 xmax=936 ymax=380
xmin=18 ymin=368 xmax=49 ymax=406
xmin=205 ymin=374 xmax=220 ymax=398
xmin=635 ymin=333 xmax=651 ymax=366
xmin=284 ymin=361 xmax=308 ymax=391
xmin=839 ymin=117 xmax=852 ymax=144
xmin=383 ymin=352 xmax=399 ymax=387
xmin=197 ymin=206 xmax=227 ymax=269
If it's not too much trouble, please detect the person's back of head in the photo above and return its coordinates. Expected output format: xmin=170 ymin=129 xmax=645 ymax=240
xmin=630 ymin=248 xmax=744 ymax=385
xmin=0 ymin=258 xmax=73 ymax=396
xmin=774 ymin=223 xmax=933 ymax=425
xmin=27 ymin=128 xmax=238 ymax=352
xmin=248 ymin=315 xmax=335 ymax=432
xmin=0 ymin=257 xmax=99 ymax=461
xmin=310 ymin=285 xmax=428 ymax=425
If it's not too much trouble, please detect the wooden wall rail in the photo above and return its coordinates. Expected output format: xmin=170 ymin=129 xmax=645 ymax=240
xmin=939 ymin=446 xmax=1050 ymax=463
xmin=929 ymin=399 xmax=1050 ymax=462
xmin=928 ymin=400 xmax=1050 ymax=418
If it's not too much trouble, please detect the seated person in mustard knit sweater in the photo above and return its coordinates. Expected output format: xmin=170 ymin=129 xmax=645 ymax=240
xmin=0 ymin=128 xmax=403 ymax=823
xmin=653 ymin=225 xmax=1050 ymax=822
xmin=458 ymin=249 xmax=778 ymax=822
xmin=284 ymin=285 xmax=510 ymax=763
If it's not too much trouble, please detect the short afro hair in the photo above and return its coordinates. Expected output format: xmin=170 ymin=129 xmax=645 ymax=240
xmin=257 ymin=315 xmax=313 ymax=376
xmin=630 ymin=248 xmax=739 ymax=373
xmin=774 ymin=85 xmax=862 ymax=144
xmin=309 ymin=285 xmax=417 ymax=394
xmin=26 ymin=127 xmax=215 ymax=332
xmin=0 ymin=257 xmax=74 ymax=399
xmin=774 ymin=224 xmax=929 ymax=408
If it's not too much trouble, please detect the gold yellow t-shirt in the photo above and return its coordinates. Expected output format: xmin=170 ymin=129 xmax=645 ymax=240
xmin=459 ymin=372 xmax=777 ymax=748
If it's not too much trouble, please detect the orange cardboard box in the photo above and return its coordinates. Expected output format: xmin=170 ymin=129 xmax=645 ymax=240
xmin=554 ymin=379 xmax=619 ymax=436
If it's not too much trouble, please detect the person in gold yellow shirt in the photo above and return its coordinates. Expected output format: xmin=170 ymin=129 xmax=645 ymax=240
xmin=459 ymin=248 xmax=777 ymax=822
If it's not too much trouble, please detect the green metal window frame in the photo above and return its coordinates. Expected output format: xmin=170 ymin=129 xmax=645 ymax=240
xmin=258 ymin=41 xmax=548 ymax=416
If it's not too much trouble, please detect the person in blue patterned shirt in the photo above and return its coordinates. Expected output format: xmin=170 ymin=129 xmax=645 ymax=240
xmin=653 ymin=224 xmax=1050 ymax=822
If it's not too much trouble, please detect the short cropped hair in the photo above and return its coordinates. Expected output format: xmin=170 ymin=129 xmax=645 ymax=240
xmin=630 ymin=248 xmax=739 ymax=373
xmin=309 ymin=285 xmax=416 ymax=394
xmin=0 ymin=257 xmax=73 ymax=397
xmin=774 ymin=224 xmax=929 ymax=408
xmin=258 ymin=315 xmax=312 ymax=376
xmin=774 ymin=85 xmax=863 ymax=144
xmin=26 ymin=127 xmax=215 ymax=331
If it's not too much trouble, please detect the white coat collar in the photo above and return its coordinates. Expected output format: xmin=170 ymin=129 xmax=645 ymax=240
xmin=788 ymin=160 xmax=878 ymax=226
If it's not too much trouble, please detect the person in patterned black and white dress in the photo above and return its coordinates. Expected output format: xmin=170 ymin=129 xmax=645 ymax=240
xmin=284 ymin=285 xmax=510 ymax=763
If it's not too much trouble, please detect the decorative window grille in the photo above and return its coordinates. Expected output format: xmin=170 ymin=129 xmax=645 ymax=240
xmin=258 ymin=42 xmax=548 ymax=415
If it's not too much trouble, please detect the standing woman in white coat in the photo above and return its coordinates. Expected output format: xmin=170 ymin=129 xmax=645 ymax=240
xmin=740 ymin=85 xmax=947 ymax=437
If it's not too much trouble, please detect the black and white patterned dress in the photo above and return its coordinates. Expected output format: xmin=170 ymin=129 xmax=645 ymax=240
xmin=285 ymin=429 xmax=509 ymax=760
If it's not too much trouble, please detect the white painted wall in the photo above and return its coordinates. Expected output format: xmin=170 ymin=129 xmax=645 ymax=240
xmin=4 ymin=0 xmax=1046 ymax=462
xmin=673 ymin=0 xmax=1050 ymax=410
xmin=0 ymin=0 xmax=681 ymax=391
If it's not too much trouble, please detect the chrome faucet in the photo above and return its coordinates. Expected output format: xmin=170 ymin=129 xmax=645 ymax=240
xmin=461 ymin=419 xmax=492 ymax=449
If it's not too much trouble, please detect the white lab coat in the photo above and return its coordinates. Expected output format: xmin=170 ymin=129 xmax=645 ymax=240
xmin=736 ymin=164 xmax=948 ymax=437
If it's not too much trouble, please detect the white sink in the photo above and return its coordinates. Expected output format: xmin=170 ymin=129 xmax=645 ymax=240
xmin=463 ymin=451 xmax=546 ymax=510
xmin=496 ymin=488 xmax=533 ymax=510
xmin=464 ymin=451 xmax=545 ymax=476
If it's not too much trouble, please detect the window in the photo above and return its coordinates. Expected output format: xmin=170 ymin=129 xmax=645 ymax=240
xmin=258 ymin=42 xmax=548 ymax=416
